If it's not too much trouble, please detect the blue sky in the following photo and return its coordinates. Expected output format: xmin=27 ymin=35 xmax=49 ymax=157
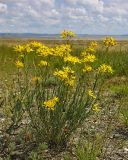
xmin=0 ymin=0 xmax=127 ymax=34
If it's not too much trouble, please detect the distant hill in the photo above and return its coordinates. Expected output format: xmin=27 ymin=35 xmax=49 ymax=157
xmin=0 ymin=33 xmax=59 ymax=38
xmin=0 ymin=33 xmax=128 ymax=40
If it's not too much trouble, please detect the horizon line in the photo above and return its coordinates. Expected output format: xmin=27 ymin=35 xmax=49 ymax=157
xmin=0 ymin=33 xmax=128 ymax=36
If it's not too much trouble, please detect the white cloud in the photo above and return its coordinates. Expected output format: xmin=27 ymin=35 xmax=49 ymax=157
xmin=0 ymin=0 xmax=128 ymax=34
xmin=0 ymin=3 xmax=7 ymax=13
xmin=65 ymin=0 xmax=104 ymax=12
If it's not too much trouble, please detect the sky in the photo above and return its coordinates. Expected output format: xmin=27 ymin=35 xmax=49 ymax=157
xmin=0 ymin=0 xmax=128 ymax=34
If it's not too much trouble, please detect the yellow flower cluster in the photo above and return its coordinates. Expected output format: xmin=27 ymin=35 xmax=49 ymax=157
xmin=14 ymin=42 xmax=72 ymax=58
xmin=88 ymin=90 xmax=96 ymax=99
xmin=43 ymin=97 xmax=59 ymax=111
xmin=53 ymin=45 xmax=71 ymax=57
xmin=92 ymin=104 xmax=100 ymax=113
xmin=54 ymin=67 xmax=75 ymax=87
xmin=85 ymin=41 xmax=98 ymax=54
xmin=25 ymin=44 xmax=33 ymax=53
xmin=15 ymin=60 xmax=24 ymax=68
xmin=14 ymin=44 xmax=33 ymax=54
xmin=90 ymin=41 xmax=98 ymax=48
xmin=98 ymin=64 xmax=113 ymax=74
xmin=30 ymin=41 xmax=43 ymax=48
xmin=81 ymin=51 xmax=87 ymax=57
xmin=83 ymin=65 xmax=92 ymax=73
xmin=14 ymin=45 xmax=25 ymax=53
xmin=37 ymin=45 xmax=53 ymax=57
xmin=82 ymin=54 xmax=96 ymax=63
xmin=61 ymin=30 xmax=76 ymax=39
xmin=38 ymin=60 xmax=49 ymax=67
xmin=86 ymin=47 xmax=95 ymax=53
xmin=64 ymin=55 xmax=81 ymax=64
xmin=81 ymin=42 xmax=97 ymax=63
xmin=104 ymin=37 xmax=117 ymax=47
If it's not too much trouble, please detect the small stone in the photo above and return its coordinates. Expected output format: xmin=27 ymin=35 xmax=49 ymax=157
xmin=112 ymin=133 xmax=120 ymax=138
xmin=124 ymin=147 xmax=128 ymax=153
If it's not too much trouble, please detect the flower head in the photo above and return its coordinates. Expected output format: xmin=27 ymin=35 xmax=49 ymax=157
xmin=38 ymin=60 xmax=49 ymax=67
xmin=30 ymin=41 xmax=43 ymax=48
xmin=43 ymin=97 xmax=59 ymax=111
xmin=98 ymin=64 xmax=113 ymax=74
xmin=25 ymin=44 xmax=33 ymax=53
xmin=82 ymin=54 xmax=96 ymax=63
xmin=88 ymin=90 xmax=96 ymax=99
xmin=83 ymin=65 xmax=93 ymax=73
xmin=81 ymin=51 xmax=87 ymax=57
xmin=15 ymin=60 xmax=24 ymax=68
xmin=54 ymin=67 xmax=75 ymax=87
xmin=86 ymin=47 xmax=95 ymax=53
xmin=14 ymin=45 xmax=25 ymax=53
xmin=92 ymin=104 xmax=100 ymax=113
xmin=90 ymin=41 xmax=98 ymax=48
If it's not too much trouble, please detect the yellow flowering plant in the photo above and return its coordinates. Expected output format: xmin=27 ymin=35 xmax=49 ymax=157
xmin=103 ymin=37 xmax=117 ymax=51
xmin=3 ymin=31 xmax=114 ymax=150
xmin=61 ymin=30 xmax=76 ymax=45
xmin=61 ymin=30 xmax=76 ymax=39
